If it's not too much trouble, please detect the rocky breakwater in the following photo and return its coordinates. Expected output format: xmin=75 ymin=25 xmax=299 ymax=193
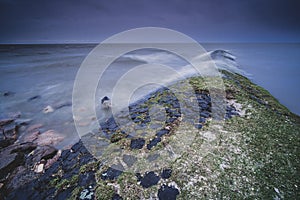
xmin=0 ymin=115 xmax=64 ymax=199
xmin=1 ymin=70 xmax=300 ymax=199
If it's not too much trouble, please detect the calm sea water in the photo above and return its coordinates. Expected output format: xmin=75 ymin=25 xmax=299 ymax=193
xmin=0 ymin=43 xmax=299 ymax=148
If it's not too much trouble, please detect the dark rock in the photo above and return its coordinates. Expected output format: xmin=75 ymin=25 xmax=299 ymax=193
xmin=79 ymin=172 xmax=96 ymax=187
xmin=0 ymin=152 xmax=21 ymax=180
xmin=139 ymin=171 xmax=160 ymax=188
xmin=28 ymin=95 xmax=41 ymax=101
xmin=147 ymin=137 xmax=161 ymax=150
xmin=56 ymin=186 xmax=73 ymax=200
xmin=130 ymin=138 xmax=145 ymax=149
xmin=122 ymin=154 xmax=137 ymax=167
xmin=158 ymin=185 xmax=179 ymax=200
xmin=14 ymin=118 xmax=32 ymax=126
xmin=156 ymin=129 xmax=170 ymax=137
xmin=200 ymin=111 xmax=210 ymax=118
xmin=112 ymin=193 xmax=123 ymax=200
xmin=0 ymin=118 xmax=14 ymax=126
xmin=31 ymin=145 xmax=57 ymax=163
xmin=3 ymin=91 xmax=15 ymax=96
xmin=101 ymin=167 xmax=123 ymax=180
xmin=161 ymin=169 xmax=172 ymax=179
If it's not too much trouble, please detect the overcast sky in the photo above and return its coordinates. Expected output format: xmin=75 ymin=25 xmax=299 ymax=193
xmin=0 ymin=0 xmax=299 ymax=43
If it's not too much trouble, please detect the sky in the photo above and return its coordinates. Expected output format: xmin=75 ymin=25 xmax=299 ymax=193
xmin=0 ymin=0 xmax=299 ymax=43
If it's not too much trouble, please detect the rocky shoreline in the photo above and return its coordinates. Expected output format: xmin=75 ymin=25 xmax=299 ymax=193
xmin=1 ymin=70 xmax=300 ymax=199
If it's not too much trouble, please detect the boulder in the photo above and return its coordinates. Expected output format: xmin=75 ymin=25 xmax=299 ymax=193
xmin=35 ymin=130 xmax=64 ymax=146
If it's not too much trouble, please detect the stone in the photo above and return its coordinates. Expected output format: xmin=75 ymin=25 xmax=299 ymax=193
xmin=161 ymin=169 xmax=172 ymax=179
xmin=36 ymin=130 xmax=64 ymax=146
xmin=130 ymin=138 xmax=145 ymax=149
xmin=32 ymin=145 xmax=57 ymax=163
xmin=122 ymin=154 xmax=137 ymax=167
xmin=156 ymin=129 xmax=169 ymax=137
xmin=19 ymin=131 xmax=39 ymax=143
xmin=26 ymin=124 xmax=43 ymax=133
xmin=147 ymin=137 xmax=161 ymax=150
xmin=0 ymin=118 xmax=14 ymax=126
xmin=28 ymin=95 xmax=41 ymax=101
xmin=34 ymin=163 xmax=44 ymax=173
xmin=43 ymin=105 xmax=54 ymax=113
xmin=139 ymin=171 xmax=160 ymax=188
xmin=158 ymin=185 xmax=179 ymax=200
xmin=14 ymin=118 xmax=32 ymax=126
xmin=101 ymin=167 xmax=123 ymax=181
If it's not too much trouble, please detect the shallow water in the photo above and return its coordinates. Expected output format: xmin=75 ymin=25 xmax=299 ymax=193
xmin=0 ymin=43 xmax=299 ymax=148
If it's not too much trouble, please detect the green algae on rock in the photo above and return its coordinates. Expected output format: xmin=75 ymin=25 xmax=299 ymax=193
xmin=2 ymin=70 xmax=299 ymax=199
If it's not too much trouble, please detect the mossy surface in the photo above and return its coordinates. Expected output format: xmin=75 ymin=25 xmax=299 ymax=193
xmin=25 ymin=70 xmax=299 ymax=200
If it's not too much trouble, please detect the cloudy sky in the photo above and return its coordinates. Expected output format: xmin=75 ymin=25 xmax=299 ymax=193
xmin=0 ymin=0 xmax=299 ymax=43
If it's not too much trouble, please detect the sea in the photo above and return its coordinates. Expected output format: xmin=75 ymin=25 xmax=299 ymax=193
xmin=0 ymin=43 xmax=299 ymax=148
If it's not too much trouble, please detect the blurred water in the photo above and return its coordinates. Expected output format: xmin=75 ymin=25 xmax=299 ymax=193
xmin=0 ymin=43 xmax=299 ymax=148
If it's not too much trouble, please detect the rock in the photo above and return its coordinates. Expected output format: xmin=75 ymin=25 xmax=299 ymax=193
xmin=20 ymin=131 xmax=39 ymax=143
xmin=147 ymin=137 xmax=161 ymax=150
xmin=43 ymin=105 xmax=54 ymax=113
xmin=34 ymin=163 xmax=44 ymax=173
xmin=161 ymin=168 xmax=172 ymax=179
xmin=0 ymin=152 xmax=20 ymax=180
xmin=5 ymin=165 xmax=38 ymax=192
xmin=45 ymin=150 xmax=61 ymax=169
xmin=26 ymin=124 xmax=43 ymax=133
xmin=158 ymin=184 xmax=179 ymax=200
xmin=0 ymin=118 xmax=14 ymax=126
xmin=36 ymin=130 xmax=64 ymax=146
xmin=156 ymin=129 xmax=169 ymax=137
xmin=14 ymin=118 xmax=32 ymax=126
xmin=101 ymin=167 xmax=123 ymax=181
xmin=130 ymin=138 xmax=145 ymax=149
xmin=122 ymin=154 xmax=137 ymax=168
xmin=32 ymin=145 xmax=57 ymax=163
xmin=139 ymin=171 xmax=160 ymax=188
xmin=2 ymin=91 xmax=15 ymax=96
xmin=28 ymin=95 xmax=41 ymax=101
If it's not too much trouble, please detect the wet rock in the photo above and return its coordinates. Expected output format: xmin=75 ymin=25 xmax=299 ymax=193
xmin=0 ymin=118 xmax=14 ymax=126
xmin=36 ymin=130 xmax=64 ymax=146
xmin=0 ymin=152 xmax=21 ymax=180
xmin=101 ymin=167 xmax=123 ymax=181
xmin=20 ymin=131 xmax=39 ymax=143
xmin=26 ymin=124 xmax=43 ymax=133
xmin=32 ymin=145 xmax=57 ymax=163
xmin=161 ymin=169 xmax=172 ymax=179
xmin=14 ymin=118 xmax=32 ymax=126
xmin=6 ymin=165 xmax=37 ymax=191
xmin=43 ymin=105 xmax=54 ymax=113
xmin=3 ymin=91 xmax=15 ymax=96
xmin=147 ymin=137 xmax=161 ymax=150
xmin=28 ymin=95 xmax=41 ymax=101
xmin=156 ymin=129 xmax=169 ymax=137
xmin=158 ymin=185 xmax=179 ymax=200
xmin=139 ymin=171 xmax=160 ymax=188
xmin=130 ymin=138 xmax=145 ymax=149
xmin=200 ymin=111 xmax=210 ymax=118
